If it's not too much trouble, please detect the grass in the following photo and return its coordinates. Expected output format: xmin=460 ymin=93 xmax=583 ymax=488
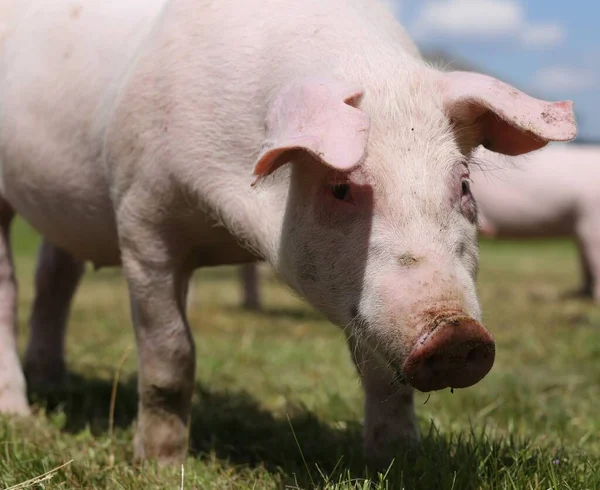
xmin=1 ymin=219 xmax=599 ymax=489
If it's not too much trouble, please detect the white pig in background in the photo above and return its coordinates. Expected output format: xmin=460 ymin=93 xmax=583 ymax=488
xmin=0 ymin=0 xmax=576 ymax=466
xmin=472 ymin=144 xmax=600 ymax=301
xmin=240 ymin=263 xmax=261 ymax=311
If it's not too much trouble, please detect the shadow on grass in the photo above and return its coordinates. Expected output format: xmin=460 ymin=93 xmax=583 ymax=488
xmin=28 ymin=373 xmax=364 ymax=484
xmin=26 ymin=374 xmax=567 ymax=489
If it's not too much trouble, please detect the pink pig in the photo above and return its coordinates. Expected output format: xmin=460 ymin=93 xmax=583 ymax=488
xmin=472 ymin=144 xmax=600 ymax=301
xmin=0 ymin=0 xmax=575 ymax=466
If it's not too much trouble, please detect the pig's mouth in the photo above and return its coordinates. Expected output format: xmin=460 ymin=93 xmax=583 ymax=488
xmin=360 ymin=311 xmax=495 ymax=393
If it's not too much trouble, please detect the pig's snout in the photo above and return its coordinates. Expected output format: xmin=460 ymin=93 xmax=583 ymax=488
xmin=403 ymin=315 xmax=495 ymax=392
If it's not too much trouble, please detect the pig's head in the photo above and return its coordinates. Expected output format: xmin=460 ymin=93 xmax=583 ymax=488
xmin=253 ymin=70 xmax=576 ymax=392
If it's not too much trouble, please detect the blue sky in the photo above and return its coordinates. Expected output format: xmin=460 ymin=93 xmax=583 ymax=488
xmin=392 ymin=0 xmax=599 ymax=141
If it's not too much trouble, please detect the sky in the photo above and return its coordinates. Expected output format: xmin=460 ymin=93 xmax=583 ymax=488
xmin=391 ymin=0 xmax=600 ymax=141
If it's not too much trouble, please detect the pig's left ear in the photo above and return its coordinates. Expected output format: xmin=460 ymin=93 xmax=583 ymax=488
xmin=253 ymin=78 xmax=371 ymax=179
xmin=439 ymin=71 xmax=577 ymax=156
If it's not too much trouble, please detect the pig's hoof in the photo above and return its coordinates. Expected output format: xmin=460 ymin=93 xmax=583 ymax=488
xmin=0 ymin=390 xmax=30 ymax=416
xmin=0 ymin=354 xmax=31 ymax=415
xmin=23 ymin=356 xmax=66 ymax=389
xmin=242 ymin=299 xmax=262 ymax=311
xmin=364 ymin=423 xmax=421 ymax=472
xmin=0 ymin=380 xmax=31 ymax=416
xmin=133 ymin=411 xmax=188 ymax=466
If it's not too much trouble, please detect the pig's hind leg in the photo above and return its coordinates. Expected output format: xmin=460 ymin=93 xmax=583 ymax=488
xmin=240 ymin=263 xmax=261 ymax=310
xmin=575 ymin=208 xmax=600 ymax=303
xmin=574 ymin=237 xmax=594 ymax=298
xmin=23 ymin=240 xmax=84 ymax=388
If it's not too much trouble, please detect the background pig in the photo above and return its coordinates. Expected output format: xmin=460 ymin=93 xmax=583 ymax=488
xmin=472 ymin=144 xmax=600 ymax=301
xmin=240 ymin=264 xmax=261 ymax=311
xmin=0 ymin=0 xmax=575 ymax=467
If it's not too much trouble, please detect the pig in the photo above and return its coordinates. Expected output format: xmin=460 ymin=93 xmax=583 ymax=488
xmin=472 ymin=144 xmax=600 ymax=301
xmin=240 ymin=263 xmax=262 ymax=311
xmin=0 ymin=0 xmax=576 ymax=467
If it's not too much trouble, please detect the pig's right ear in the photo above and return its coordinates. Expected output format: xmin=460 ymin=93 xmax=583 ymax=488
xmin=252 ymin=78 xmax=371 ymax=180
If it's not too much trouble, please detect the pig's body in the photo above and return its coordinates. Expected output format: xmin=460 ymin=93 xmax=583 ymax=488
xmin=0 ymin=0 xmax=575 ymax=466
xmin=472 ymin=144 xmax=600 ymax=299
xmin=0 ymin=1 xmax=155 ymax=265
xmin=0 ymin=0 xmax=422 ymax=269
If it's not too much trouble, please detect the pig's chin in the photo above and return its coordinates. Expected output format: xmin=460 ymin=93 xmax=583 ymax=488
xmin=363 ymin=311 xmax=496 ymax=393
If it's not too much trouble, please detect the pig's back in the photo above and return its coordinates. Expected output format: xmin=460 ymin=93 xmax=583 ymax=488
xmin=104 ymin=0 xmax=424 ymax=215
xmin=471 ymin=145 xmax=600 ymax=238
xmin=0 ymin=0 xmax=167 ymax=265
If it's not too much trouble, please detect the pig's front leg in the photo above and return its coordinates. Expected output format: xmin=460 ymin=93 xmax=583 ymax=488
xmin=120 ymin=220 xmax=195 ymax=465
xmin=348 ymin=339 xmax=420 ymax=469
xmin=0 ymin=201 xmax=29 ymax=414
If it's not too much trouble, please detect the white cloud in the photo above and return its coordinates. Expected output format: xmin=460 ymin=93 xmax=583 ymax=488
xmin=520 ymin=22 xmax=565 ymax=48
xmin=414 ymin=0 xmax=521 ymax=37
xmin=533 ymin=66 xmax=598 ymax=93
xmin=413 ymin=0 xmax=565 ymax=48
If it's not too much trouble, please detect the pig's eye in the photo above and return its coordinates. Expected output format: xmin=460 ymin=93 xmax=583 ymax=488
xmin=331 ymin=183 xmax=353 ymax=203
xmin=460 ymin=177 xmax=477 ymax=223
xmin=461 ymin=179 xmax=471 ymax=196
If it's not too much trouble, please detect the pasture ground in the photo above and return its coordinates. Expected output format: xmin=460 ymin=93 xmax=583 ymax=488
xmin=1 ymin=219 xmax=599 ymax=489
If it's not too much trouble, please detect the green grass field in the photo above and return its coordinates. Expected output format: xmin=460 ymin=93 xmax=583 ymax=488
xmin=1 ymin=219 xmax=599 ymax=489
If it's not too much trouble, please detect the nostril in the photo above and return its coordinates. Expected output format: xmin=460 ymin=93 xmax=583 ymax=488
xmin=466 ymin=347 xmax=478 ymax=362
xmin=466 ymin=345 xmax=489 ymax=363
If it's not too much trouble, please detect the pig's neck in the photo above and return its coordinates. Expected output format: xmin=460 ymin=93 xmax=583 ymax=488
xmin=208 ymin=173 xmax=291 ymax=278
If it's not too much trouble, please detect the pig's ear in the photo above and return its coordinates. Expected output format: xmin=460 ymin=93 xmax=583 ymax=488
xmin=440 ymin=71 xmax=577 ymax=156
xmin=253 ymin=78 xmax=370 ymax=178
